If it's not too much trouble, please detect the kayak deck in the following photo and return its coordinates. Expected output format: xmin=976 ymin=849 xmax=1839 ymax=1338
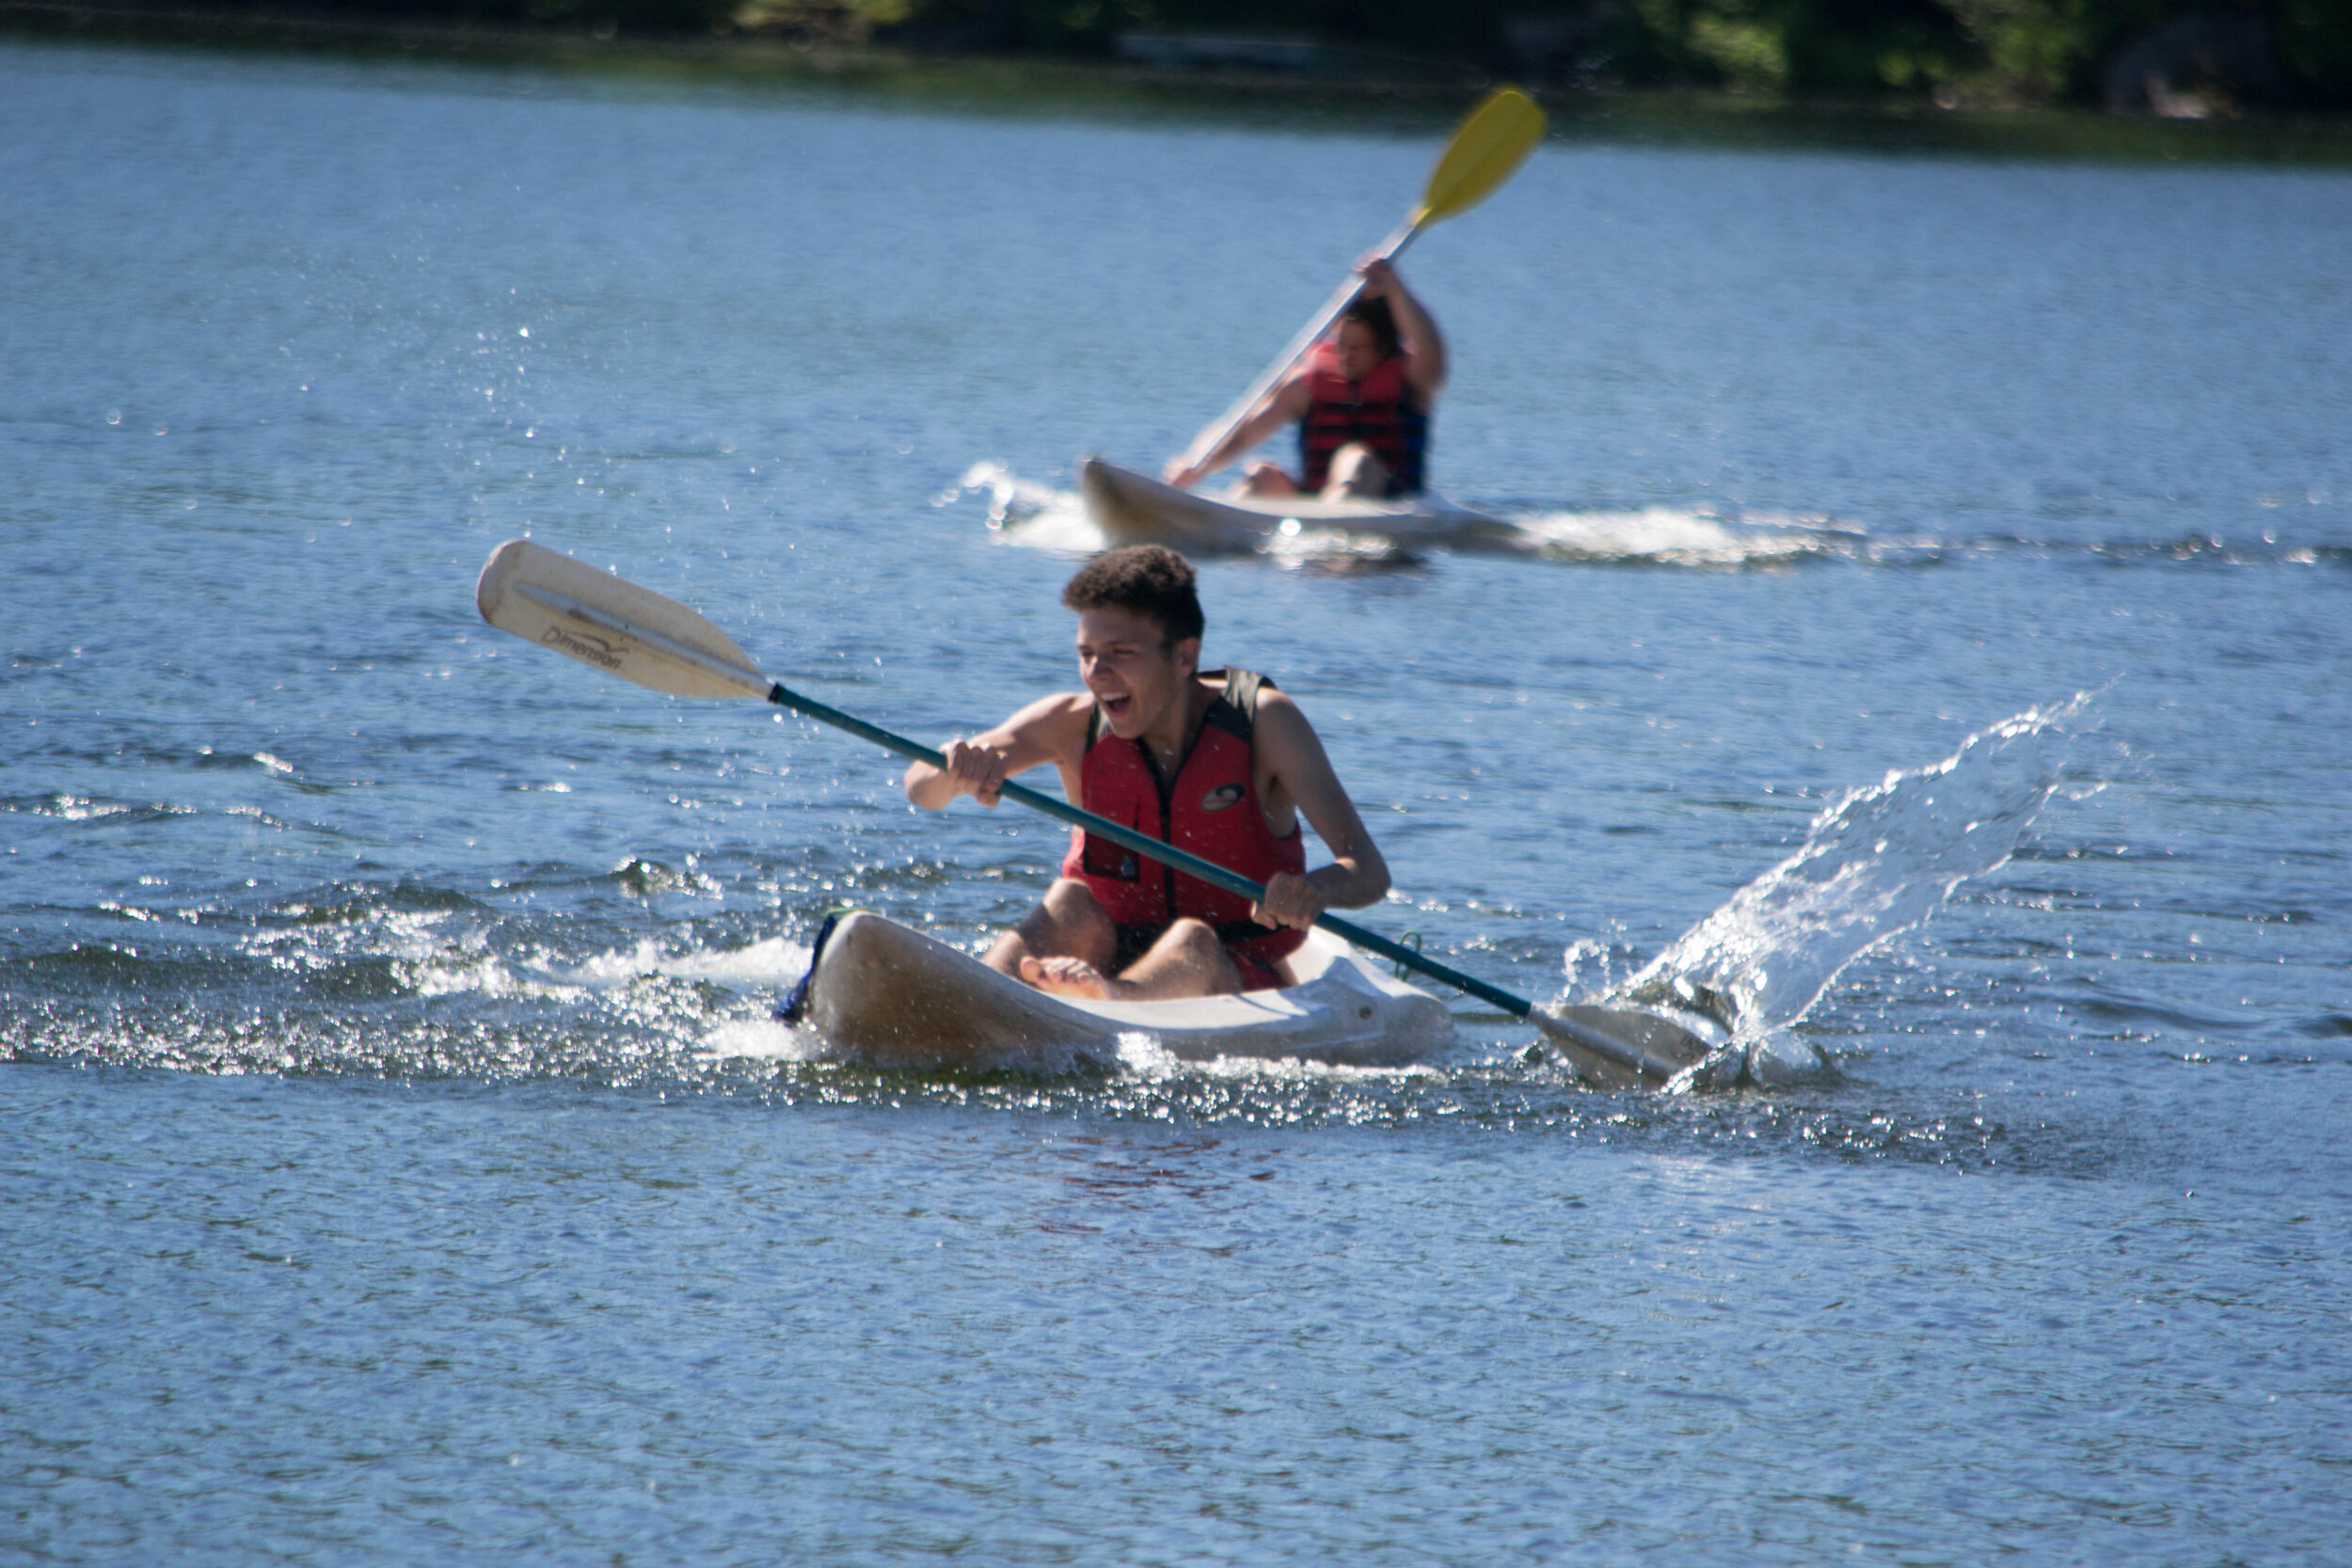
xmin=1079 ymin=456 xmax=1518 ymax=555
xmin=793 ymin=911 xmax=1454 ymax=1070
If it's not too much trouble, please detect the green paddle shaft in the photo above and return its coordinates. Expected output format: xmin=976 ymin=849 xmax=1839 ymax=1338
xmin=767 ymin=680 xmax=1539 ymax=1022
xmin=474 ymin=538 xmax=1698 ymax=1081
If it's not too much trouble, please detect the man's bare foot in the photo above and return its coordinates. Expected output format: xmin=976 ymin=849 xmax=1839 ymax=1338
xmin=1019 ymin=955 xmax=1134 ymax=1000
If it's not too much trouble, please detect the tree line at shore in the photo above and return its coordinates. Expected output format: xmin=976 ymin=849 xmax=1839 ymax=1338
xmin=87 ymin=0 xmax=2352 ymax=109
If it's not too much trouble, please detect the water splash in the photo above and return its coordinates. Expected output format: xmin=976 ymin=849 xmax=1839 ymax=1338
xmin=1614 ymin=693 xmax=2092 ymax=1087
xmin=558 ymin=933 xmax=807 ymax=992
xmin=942 ymin=461 xmax=1102 ymax=552
xmin=1112 ymin=1030 xmax=1445 ymax=1085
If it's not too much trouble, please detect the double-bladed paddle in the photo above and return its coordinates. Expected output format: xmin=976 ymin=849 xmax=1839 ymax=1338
xmin=474 ymin=538 xmax=1711 ymax=1085
xmin=1173 ymin=85 xmax=1548 ymax=483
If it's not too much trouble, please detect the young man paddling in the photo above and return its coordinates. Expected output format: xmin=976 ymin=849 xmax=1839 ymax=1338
xmin=904 ymin=546 xmax=1390 ymax=1001
xmin=1165 ymin=256 xmax=1446 ymax=500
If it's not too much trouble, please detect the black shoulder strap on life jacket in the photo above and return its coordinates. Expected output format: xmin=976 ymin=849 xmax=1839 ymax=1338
xmin=1206 ymin=667 xmax=1273 ymax=745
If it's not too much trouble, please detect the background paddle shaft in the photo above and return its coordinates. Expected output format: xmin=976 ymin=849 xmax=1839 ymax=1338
xmin=767 ymin=680 xmax=1538 ymax=1021
xmin=1184 ymin=221 xmax=1422 ymax=473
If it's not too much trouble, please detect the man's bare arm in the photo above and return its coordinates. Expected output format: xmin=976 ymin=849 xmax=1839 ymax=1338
xmin=904 ymin=693 xmax=1091 ymax=810
xmin=1360 ymin=258 xmax=1445 ymax=406
xmin=1248 ymin=689 xmax=1391 ymax=930
xmin=1165 ymin=375 xmax=1313 ymax=488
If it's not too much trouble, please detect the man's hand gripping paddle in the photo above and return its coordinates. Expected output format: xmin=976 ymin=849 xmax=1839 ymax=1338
xmin=475 ymin=538 xmax=1712 ymax=1085
xmin=1174 ymin=85 xmax=1549 ymax=483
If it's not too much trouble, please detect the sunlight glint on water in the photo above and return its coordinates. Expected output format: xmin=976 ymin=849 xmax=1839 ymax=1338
xmin=2 ymin=40 xmax=2348 ymax=1566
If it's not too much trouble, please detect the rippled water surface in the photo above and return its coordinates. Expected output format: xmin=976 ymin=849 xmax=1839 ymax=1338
xmin=4 ymin=40 xmax=2349 ymax=1563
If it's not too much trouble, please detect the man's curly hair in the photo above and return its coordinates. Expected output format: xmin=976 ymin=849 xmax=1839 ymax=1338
xmin=1061 ymin=545 xmax=1204 ymax=646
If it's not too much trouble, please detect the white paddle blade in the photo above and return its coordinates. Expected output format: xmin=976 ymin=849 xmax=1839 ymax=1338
xmin=475 ymin=539 xmax=771 ymax=700
xmin=1533 ymin=1003 xmax=1714 ymax=1088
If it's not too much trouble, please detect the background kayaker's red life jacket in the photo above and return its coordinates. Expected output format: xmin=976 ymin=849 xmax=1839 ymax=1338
xmin=1296 ymin=340 xmax=1427 ymax=497
xmin=1059 ymin=667 xmax=1308 ymax=975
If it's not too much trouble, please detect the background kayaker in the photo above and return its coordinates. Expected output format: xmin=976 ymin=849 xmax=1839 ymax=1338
xmin=1164 ymin=256 xmax=1447 ymax=499
xmin=903 ymin=545 xmax=1391 ymax=1002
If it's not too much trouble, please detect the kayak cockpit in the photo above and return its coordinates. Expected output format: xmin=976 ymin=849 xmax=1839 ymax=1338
xmin=790 ymin=911 xmax=1452 ymax=1071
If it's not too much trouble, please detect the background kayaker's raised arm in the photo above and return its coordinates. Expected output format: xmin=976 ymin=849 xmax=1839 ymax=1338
xmin=1359 ymin=258 xmax=1447 ymax=400
xmin=1166 ymin=257 xmax=1447 ymax=499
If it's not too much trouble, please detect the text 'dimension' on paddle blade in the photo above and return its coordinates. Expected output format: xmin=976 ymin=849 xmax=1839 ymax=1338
xmin=475 ymin=539 xmax=771 ymax=700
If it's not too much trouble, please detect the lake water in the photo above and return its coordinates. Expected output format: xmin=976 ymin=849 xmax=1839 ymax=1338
xmin=4 ymin=39 xmax=2348 ymax=1563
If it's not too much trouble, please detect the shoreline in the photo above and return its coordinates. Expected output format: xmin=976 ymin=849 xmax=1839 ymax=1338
xmin=8 ymin=1 xmax=2352 ymax=165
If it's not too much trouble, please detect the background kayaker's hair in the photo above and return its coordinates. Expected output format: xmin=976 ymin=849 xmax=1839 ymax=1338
xmin=1341 ymin=293 xmax=1401 ymax=360
xmin=1062 ymin=545 xmax=1204 ymax=645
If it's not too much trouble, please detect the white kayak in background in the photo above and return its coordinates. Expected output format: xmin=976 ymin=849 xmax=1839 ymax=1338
xmin=1079 ymin=456 xmax=1520 ymax=556
xmin=775 ymin=911 xmax=1454 ymax=1071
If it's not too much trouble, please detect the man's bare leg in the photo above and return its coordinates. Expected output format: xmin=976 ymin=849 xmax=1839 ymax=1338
xmin=1320 ymin=442 xmax=1391 ymax=500
xmin=1241 ymin=460 xmax=1300 ymax=498
xmin=984 ymin=878 xmax=1114 ymax=979
xmin=1024 ymin=916 xmax=1245 ymax=1002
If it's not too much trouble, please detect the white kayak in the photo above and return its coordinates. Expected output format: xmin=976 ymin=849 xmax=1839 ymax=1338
xmin=781 ymin=911 xmax=1454 ymax=1071
xmin=1079 ymin=456 xmax=1520 ymax=556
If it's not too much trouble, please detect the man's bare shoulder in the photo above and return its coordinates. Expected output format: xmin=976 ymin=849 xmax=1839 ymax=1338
xmin=1009 ymin=689 xmax=1095 ymax=721
xmin=1251 ymin=685 xmax=1333 ymax=758
xmin=993 ymin=690 xmax=1096 ymax=760
xmin=1254 ymin=682 xmax=1311 ymax=724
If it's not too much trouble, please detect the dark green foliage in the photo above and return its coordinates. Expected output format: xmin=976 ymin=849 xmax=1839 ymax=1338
xmin=49 ymin=0 xmax=2352 ymax=103
xmin=2278 ymin=0 xmax=2352 ymax=100
xmin=979 ymin=0 xmax=2352 ymax=103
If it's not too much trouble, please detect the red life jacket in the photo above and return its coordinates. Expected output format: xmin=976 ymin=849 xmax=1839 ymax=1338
xmin=1058 ymin=668 xmax=1308 ymax=978
xmin=1297 ymin=340 xmax=1427 ymax=496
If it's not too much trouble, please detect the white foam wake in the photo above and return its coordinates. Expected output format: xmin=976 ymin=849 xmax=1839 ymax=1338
xmin=1512 ymin=506 xmax=1868 ymax=567
xmin=944 ymin=460 xmax=1888 ymax=568
xmin=556 ymin=934 xmax=810 ymax=991
xmin=1612 ymin=693 xmax=2091 ymax=1085
xmin=941 ymin=461 xmax=1103 ymax=552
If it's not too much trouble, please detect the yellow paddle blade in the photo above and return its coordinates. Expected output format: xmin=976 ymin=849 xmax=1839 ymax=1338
xmin=1415 ymin=86 xmax=1547 ymax=227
